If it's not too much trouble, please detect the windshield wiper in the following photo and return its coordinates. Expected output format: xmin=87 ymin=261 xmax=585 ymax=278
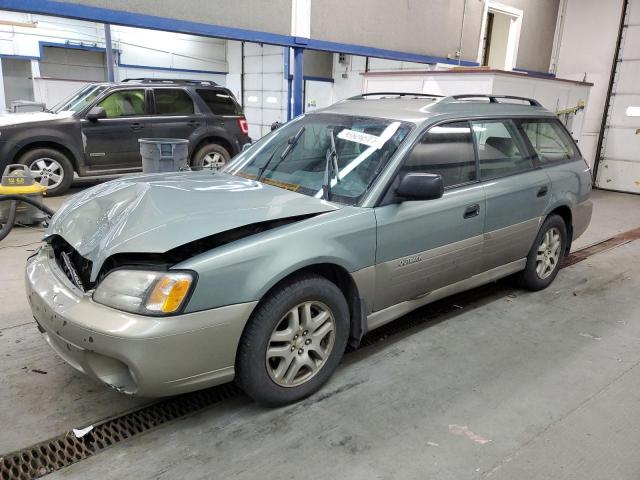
xmin=256 ymin=126 xmax=305 ymax=181
xmin=322 ymin=129 xmax=340 ymax=201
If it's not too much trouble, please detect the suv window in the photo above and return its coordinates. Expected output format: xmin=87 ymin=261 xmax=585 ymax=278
xmin=197 ymin=89 xmax=241 ymax=115
xmin=154 ymin=89 xmax=194 ymax=115
xmin=401 ymin=121 xmax=477 ymax=188
xmin=520 ymin=119 xmax=576 ymax=163
xmin=98 ymin=89 xmax=146 ymax=118
xmin=472 ymin=120 xmax=532 ymax=179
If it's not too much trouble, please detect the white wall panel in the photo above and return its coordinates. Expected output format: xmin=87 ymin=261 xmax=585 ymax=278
xmin=556 ymin=0 xmax=624 ymax=166
xmin=595 ymin=0 xmax=640 ymax=192
xmin=240 ymin=44 xmax=287 ymax=139
xmin=117 ymin=66 xmax=225 ymax=85
xmin=0 ymin=9 xmax=230 ymax=109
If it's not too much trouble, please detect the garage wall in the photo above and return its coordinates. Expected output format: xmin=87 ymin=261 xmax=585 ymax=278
xmin=241 ymin=43 xmax=288 ymax=139
xmin=555 ymin=0 xmax=625 ymax=167
xmin=1 ymin=57 xmax=34 ymax=106
xmin=0 ymin=11 xmax=229 ymax=108
xmin=331 ymin=54 xmax=444 ymax=102
xmin=55 ymin=0 xmax=293 ymax=36
xmin=310 ymin=0 xmax=559 ymax=72
xmin=39 ymin=46 xmax=105 ymax=80
xmin=26 ymin=0 xmax=559 ymax=72
xmin=594 ymin=0 xmax=640 ymax=192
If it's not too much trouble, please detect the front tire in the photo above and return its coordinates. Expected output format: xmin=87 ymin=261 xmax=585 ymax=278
xmin=191 ymin=143 xmax=230 ymax=170
xmin=517 ymin=214 xmax=567 ymax=291
xmin=18 ymin=148 xmax=74 ymax=196
xmin=236 ymin=274 xmax=349 ymax=406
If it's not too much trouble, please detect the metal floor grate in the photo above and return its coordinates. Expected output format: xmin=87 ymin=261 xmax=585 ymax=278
xmin=2 ymin=226 xmax=637 ymax=479
xmin=0 ymin=383 xmax=241 ymax=479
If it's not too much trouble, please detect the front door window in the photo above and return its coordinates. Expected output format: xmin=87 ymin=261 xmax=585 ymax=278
xmin=98 ymin=89 xmax=146 ymax=118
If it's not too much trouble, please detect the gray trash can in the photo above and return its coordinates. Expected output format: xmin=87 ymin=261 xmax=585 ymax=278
xmin=139 ymin=138 xmax=189 ymax=173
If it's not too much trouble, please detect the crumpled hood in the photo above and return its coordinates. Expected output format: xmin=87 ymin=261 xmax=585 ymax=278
xmin=46 ymin=171 xmax=339 ymax=280
xmin=0 ymin=110 xmax=74 ymax=126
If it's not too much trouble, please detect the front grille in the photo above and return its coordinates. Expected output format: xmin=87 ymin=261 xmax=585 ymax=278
xmin=49 ymin=236 xmax=93 ymax=291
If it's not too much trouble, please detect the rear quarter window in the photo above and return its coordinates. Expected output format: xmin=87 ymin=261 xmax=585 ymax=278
xmin=154 ymin=88 xmax=194 ymax=115
xmin=520 ymin=119 xmax=576 ymax=163
xmin=197 ymin=89 xmax=242 ymax=115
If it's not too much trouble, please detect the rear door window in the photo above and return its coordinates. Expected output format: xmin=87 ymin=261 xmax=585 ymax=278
xmin=520 ymin=119 xmax=576 ymax=163
xmin=153 ymin=89 xmax=195 ymax=115
xmin=197 ymin=89 xmax=242 ymax=115
xmin=471 ymin=120 xmax=533 ymax=179
xmin=401 ymin=121 xmax=477 ymax=188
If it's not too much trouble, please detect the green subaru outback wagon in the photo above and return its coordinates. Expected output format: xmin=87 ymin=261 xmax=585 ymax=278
xmin=26 ymin=93 xmax=592 ymax=406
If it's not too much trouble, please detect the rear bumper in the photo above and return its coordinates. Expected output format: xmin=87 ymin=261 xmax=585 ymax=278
xmin=25 ymin=246 xmax=257 ymax=397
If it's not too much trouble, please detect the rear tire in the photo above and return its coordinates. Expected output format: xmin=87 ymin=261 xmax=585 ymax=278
xmin=236 ymin=274 xmax=349 ymax=407
xmin=191 ymin=143 xmax=230 ymax=170
xmin=18 ymin=148 xmax=74 ymax=196
xmin=516 ymin=214 xmax=567 ymax=291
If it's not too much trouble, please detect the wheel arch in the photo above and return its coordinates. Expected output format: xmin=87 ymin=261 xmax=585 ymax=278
xmin=191 ymin=135 xmax=235 ymax=160
xmin=547 ymin=204 xmax=573 ymax=254
xmin=14 ymin=140 xmax=80 ymax=171
xmin=251 ymin=262 xmax=367 ymax=348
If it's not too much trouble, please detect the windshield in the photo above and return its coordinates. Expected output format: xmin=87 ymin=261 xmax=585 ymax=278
xmin=51 ymin=84 xmax=108 ymax=113
xmin=223 ymin=114 xmax=411 ymax=205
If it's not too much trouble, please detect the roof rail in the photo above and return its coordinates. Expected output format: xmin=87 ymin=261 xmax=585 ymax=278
xmin=348 ymin=92 xmax=444 ymax=100
xmin=440 ymin=94 xmax=542 ymax=106
xmin=121 ymin=78 xmax=219 ymax=86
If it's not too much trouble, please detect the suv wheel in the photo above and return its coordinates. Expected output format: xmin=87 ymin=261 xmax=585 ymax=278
xmin=236 ymin=274 xmax=349 ymax=406
xmin=517 ymin=214 xmax=567 ymax=291
xmin=191 ymin=143 xmax=230 ymax=170
xmin=18 ymin=148 xmax=74 ymax=196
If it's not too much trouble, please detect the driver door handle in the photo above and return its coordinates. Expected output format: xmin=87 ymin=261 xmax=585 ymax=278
xmin=130 ymin=122 xmax=144 ymax=131
xmin=537 ymin=185 xmax=549 ymax=197
xmin=463 ymin=204 xmax=480 ymax=219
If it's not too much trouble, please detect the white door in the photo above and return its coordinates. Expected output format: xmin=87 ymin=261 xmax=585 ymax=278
xmin=304 ymin=80 xmax=333 ymax=112
xmin=595 ymin=0 xmax=640 ymax=193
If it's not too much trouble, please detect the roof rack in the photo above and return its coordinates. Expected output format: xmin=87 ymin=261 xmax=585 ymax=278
xmin=121 ymin=78 xmax=218 ymax=86
xmin=348 ymin=92 xmax=444 ymax=100
xmin=440 ymin=94 xmax=542 ymax=106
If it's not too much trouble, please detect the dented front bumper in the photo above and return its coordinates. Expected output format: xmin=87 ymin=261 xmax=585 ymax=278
xmin=25 ymin=246 xmax=257 ymax=397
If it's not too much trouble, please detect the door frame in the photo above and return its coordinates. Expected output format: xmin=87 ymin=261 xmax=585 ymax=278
xmin=476 ymin=1 xmax=524 ymax=71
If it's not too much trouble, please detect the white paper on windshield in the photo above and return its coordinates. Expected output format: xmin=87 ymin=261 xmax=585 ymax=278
xmin=337 ymin=129 xmax=384 ymax=149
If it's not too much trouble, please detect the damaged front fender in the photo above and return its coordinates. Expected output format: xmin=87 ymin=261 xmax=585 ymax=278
xmin=45 ymin=171 xmax=339 ymax=281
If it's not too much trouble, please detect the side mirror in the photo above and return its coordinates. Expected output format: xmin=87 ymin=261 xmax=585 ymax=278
xmin=396 ymin=173 xmax=444 ymax=201
xmin=86 ymin=106 xmax=107 ymax=121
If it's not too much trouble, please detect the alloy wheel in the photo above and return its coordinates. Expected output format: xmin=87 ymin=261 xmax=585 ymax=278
xmin=265 ymin=301 xmax=336 ymax=387
xmin=202 ymin=152 xmax=226 ymax=169
xmin=29 ymin=158 xmax=64 ymax=189
xmin=536 ymin=227 xmax=562 ymax=279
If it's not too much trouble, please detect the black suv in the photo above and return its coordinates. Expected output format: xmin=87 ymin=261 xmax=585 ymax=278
xmin=0 ymin=78 xmax=251 ymax=195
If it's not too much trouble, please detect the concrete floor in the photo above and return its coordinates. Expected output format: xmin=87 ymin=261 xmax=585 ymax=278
xmin=1 ymin=186 xmax=640 ymax=479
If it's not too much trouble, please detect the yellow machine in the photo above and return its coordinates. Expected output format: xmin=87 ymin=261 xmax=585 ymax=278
xmin=0 ymin=164 xmax=53 ymax=241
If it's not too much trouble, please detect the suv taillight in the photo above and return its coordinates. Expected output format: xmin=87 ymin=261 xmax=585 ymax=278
xmin=238 ymin=118 xmax=249 ymax=135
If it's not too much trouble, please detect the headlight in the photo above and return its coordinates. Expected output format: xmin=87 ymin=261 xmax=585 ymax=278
xmin=93 ymin=270 xmax=195 ymax=315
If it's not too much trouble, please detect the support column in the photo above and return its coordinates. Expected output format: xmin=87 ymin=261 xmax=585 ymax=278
xmin=290 ymin=0 xmax=310 ymax=119
xmin=0 ymin=59 xmax=6 ymax=112
xmin=104 ymin=23 xmax=115 ymax=82
xmin=293 ymin=47 xmax=304 ymax=117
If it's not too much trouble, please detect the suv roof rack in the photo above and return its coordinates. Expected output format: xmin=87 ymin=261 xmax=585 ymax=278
xmin=348 ymin=92 xmax=444 ymax=100
xmin=440 ymin=94 xmax=542 ymax=106
xmin=121 ymin=78 xmax=219 ymax=86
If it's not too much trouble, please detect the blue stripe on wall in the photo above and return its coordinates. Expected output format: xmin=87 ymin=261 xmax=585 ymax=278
xmin=0 ymin=0 xmax=480 ymax=67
